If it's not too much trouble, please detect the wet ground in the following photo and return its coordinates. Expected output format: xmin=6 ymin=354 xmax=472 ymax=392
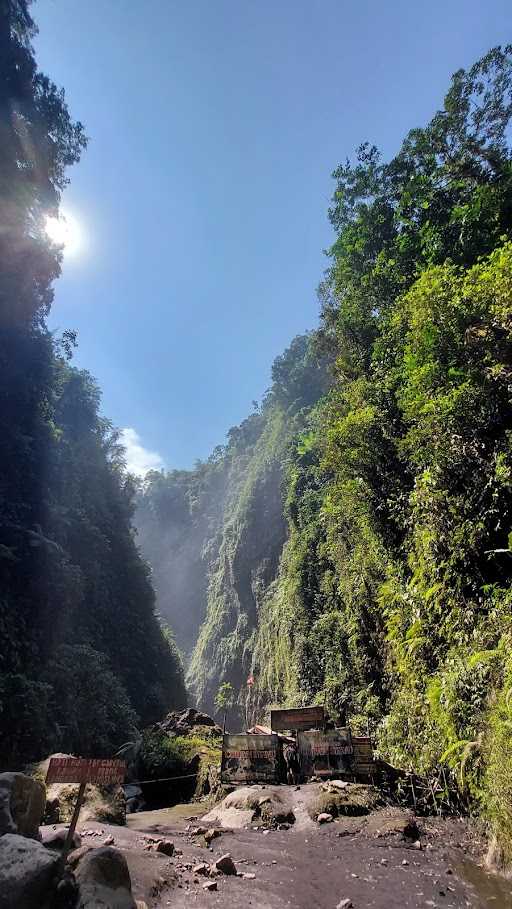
xmin=126 ymin=800 xmax=206 ymax=828
xmin=43 ymin=791 xmax=512 ymax=908
xmin=457 ymin=857 xmax=512 ymax=907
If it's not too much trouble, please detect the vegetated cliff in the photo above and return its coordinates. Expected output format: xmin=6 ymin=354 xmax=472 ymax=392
xmin=138 ymin=47 xmax=512 ymax=859
xmin=135 ymin=334 xmax=330 ymax=720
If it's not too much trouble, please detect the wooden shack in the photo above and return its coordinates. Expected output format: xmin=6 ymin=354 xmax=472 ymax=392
xmin=223 ymin=705 xmax=379 ymax=785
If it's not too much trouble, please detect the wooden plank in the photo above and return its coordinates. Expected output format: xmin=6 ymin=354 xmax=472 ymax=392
xmin=271 ymin=706 xmax=325 ymax=732
xmin=46 ymin=757 xmax=126 ymax=786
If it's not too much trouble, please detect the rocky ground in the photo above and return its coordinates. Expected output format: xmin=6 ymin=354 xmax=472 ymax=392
xmin=37 ymin=783 xmax=512 ymax=909
xmin=4 ymin=767 xmax=512 ymax=907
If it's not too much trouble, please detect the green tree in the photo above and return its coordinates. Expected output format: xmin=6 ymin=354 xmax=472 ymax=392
xmin=215 ymin=682 xmax=235 ymax=727
xmin=0 ymin=2 xmax=186 ymax=767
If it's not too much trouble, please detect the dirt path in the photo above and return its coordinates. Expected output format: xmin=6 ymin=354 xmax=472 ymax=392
xmin=163 ymin=815 xmax=512 ymax=909
xmin=46 ymin=796 xmax=512 ymax=909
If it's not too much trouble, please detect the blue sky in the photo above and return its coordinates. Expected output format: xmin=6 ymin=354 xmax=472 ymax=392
xmin=35 ymin=0 xmax=511 ymax=472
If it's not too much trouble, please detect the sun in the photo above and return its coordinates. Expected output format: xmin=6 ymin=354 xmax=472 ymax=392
xmin=45 ymin=210 xmax=82 ymax=256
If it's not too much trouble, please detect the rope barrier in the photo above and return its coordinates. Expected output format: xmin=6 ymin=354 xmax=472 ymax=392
xmin=129 ymin=772 xmax=200 ymax=785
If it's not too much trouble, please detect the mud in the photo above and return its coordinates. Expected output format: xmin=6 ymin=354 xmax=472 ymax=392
xmin=127 ymin=801 xmax=206 ymax=829
xmin=457 ymin=857 xmax=512 ymax=907
xmin=40 ymin=788 xmax=512 ymax=908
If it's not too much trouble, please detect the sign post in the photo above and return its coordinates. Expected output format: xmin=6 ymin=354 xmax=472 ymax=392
xmin=63 ymin=781 xmax=86 ymax=856
xmin=45 ymin=757 xmax=126 ymax=861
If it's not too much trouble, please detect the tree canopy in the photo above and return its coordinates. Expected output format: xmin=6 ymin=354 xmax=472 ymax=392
xmin=0 ymin=0 xmax=185 ymax=768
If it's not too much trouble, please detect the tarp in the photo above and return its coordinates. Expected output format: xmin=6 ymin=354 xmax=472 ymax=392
xmin=247 ymin=724 xmax=294 ymax=744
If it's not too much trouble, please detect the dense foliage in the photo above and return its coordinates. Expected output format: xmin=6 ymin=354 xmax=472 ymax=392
xmin=0 ymin=1 xmax=185 ymax=769
xmin=251 ymin=45 xmax=512 ymax=856
xmin=139 ymin=46 xmax=512 ymax=856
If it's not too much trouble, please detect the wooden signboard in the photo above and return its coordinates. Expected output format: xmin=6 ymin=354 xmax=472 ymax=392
xmin=271 ymin=705 xmax=325 ymax=732
xmin=45 ymin=757 xmax=126 ymax=862
xmin=298 ymin=728 xmax=354 ymax=778
xmin=46 ymin=757 xmax=126 ymax=786
xmin=221 ymin=734 xmax=280 ymax=784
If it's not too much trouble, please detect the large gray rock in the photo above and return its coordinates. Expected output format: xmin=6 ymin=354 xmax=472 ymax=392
xmin=0 ymin=774 xmax=45 ymax=839
xmin=75 ymin=846 xmax=136 ymax=908
xmin=0 ymin=833 xmax=59 ymax=909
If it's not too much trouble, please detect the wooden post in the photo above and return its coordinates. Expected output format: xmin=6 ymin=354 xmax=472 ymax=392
xmin=62 ymin=782 xmax=86 ymax=861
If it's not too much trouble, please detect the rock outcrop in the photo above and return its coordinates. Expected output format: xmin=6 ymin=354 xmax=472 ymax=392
xmin=157 ymin=707 xmax=222 ymax=737
xmin=203 ymin=784 xmax=296 ymax=829
xmin=0 ymin=773 xmax=45 ymax=840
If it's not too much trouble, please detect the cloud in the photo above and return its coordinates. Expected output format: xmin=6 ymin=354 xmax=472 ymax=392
xmin=120 ymin=427 xmax=165 ymax=477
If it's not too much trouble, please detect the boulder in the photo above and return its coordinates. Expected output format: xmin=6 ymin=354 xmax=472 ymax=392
xmin=204 ymin=785 xmax=295 ymax=829
xmin=75 ymin=846 xmax=136 ymax=908
xmin=309 ymin=782 xmax=381 ymax=820
xmin=214 ymin=853 xmax=237 ymax=875
xmin=364 ymin=807 xmax=421 ymax=839
xmin=155 ymin=839 xmax=174 ymax=856
xmin=0 ymin=833 xmax=60 ymax=909
xmin=41 ymin=827 xmax=81 ymax=851
xmin=193 ymin=862 xmax=210 ymax=876
xmin=0 ymin=773 xmax=46 ymax=840
xmin=158 ymin=707 xmax=222 ymax=737
xmin=317 ymin=812 xmax=333 ymax=824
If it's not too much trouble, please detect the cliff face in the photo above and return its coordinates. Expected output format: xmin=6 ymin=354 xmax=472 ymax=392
xmin=135 ymin=334 xmax=328 ymax=721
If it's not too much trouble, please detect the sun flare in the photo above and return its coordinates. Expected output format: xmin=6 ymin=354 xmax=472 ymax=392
xmin=45 ymin=211 xmax=83 ymax=256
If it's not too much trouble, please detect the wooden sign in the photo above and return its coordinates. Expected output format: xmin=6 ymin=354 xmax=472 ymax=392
xmin=298 ymin=728 xmax=354 ymax=778
xmin=271 ymin=705 xmax=325 ymax=732
xmin=46 ymin=757 xmax=126 ymax=786
xmin=221 ymin=734 xmax=280 ymax=784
